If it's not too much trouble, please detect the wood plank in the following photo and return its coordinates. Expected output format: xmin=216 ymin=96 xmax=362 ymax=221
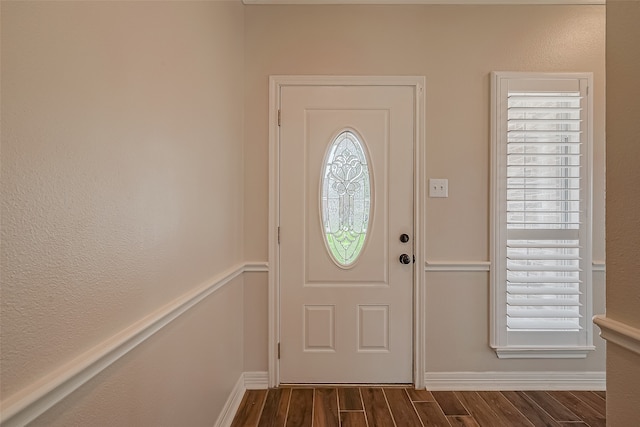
xmin=406 ymin=388 xmax=435 ymax=402
xmin=501 ymin=391 xmax=561 ymax=427
xmin=447 ymin=416 xmax=480 ymax=427
xmin=477 ymin=391 xmax=534 ymax=426
xmin=361 ymin=387 xmax=395 ymax=427
xmin=285 ymin=388 xmax=313 ymax=427
xmin=414 ymin=401 xmax=451 ymax=427
xmin=593 ymin=391 xmax=606 ymax=399
xmin=384 ymin=388 xmax=424 ymax=426
xmin=232 ymin=387 xmax=606 ymax=427
xmin=455 ymin=391 xmax=504 ymax=427
xmin=340 ymin=411 xmax=368 ymax=427
xmin=547 ymin=391 xmax=606 ymax=427
xmin=523 ymin=391 xmax=581 ymax=422
xmin=231 ymin=389 xmax=268 ymax=427
xmin=570 ymin=391 xmax=606 ymax=416
xmin=339 ymin=388 xmax=363 ymax=410
xmin=432 ymin=391 xmax=469 ymax=416
xmin=258 ymin=388 xmax=292 ymax=427
xmin=313 ymin=388 xmax=339 ymax=427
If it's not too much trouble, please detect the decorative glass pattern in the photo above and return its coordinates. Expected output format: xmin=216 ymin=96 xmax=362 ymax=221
xmin=321 ymin=130 xmax=371 ymax=267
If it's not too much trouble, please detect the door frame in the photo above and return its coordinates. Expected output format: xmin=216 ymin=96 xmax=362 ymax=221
xmin=268 ymin=76 xmax=426 ymax=388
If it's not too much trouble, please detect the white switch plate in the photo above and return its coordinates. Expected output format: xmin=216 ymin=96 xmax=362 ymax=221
xmin=429 ymin=178 xmax=449 ymax=198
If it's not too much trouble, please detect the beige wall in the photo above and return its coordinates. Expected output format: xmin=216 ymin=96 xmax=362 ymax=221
xmin=1 ymin=1 xmax=611 ymax=424
xmin=605 ymin=0 xmax=640 ymax=423
xmin=244 ymin=4 xmax=606 ymax=373
xmin=29 ymin=278 xmax=245 ymax=426
xmin=1 ymin=1 xmax=245 ymax=424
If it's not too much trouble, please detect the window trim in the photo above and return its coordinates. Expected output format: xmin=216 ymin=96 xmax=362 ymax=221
xmin=490 ymin=72 xmax=595 ymax=359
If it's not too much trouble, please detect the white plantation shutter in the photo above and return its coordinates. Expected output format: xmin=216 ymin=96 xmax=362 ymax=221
xmin=491 ymin=73 xmax=593 ymax=358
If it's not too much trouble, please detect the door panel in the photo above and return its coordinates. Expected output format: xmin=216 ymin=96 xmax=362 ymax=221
xmin=279 ymin=85 xmax=414 ymax=383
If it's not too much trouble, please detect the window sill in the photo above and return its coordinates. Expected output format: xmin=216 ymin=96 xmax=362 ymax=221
xmin=493 ymin=346 xmax=596 ymax=359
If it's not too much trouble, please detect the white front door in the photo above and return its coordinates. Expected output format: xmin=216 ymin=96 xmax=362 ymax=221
xmin=279 ymin=84 xmax=415 ymax=384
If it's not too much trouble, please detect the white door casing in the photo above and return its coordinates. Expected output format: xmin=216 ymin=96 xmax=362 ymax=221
xmin=268 ymin=76 xmax=425 ymax=387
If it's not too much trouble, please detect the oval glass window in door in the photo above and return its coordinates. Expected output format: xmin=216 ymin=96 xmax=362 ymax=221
xmin=321 ymin=130 xmax=372 ymax=267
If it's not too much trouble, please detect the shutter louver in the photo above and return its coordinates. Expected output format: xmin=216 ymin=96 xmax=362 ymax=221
xmin=505 ymin=91 xmax=584 ymax=332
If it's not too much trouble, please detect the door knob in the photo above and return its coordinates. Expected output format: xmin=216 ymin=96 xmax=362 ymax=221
xmin=399 ymin=234 xmax=410 ymax=243
xmin=399 ymin=254 xmax=411 ymax=265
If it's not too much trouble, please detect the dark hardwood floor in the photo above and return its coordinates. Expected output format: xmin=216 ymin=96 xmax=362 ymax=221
xmin=230 ymin=386 xmax=606 ymax=427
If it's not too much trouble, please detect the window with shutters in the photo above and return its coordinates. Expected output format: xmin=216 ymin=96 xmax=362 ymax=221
xmin=490 ymin=72 xmax=594 ymax=359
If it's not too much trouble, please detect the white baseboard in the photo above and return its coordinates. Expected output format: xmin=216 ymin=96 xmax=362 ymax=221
xmin=424 ymin=371 xmax=606 ymax=391
xmin=213 ymin=371 xmax=269 ymax=427
xmin=244 ymin=371 xmax=269 ymax=389
xmin=214 ymin=374 xmax=247 ymax=427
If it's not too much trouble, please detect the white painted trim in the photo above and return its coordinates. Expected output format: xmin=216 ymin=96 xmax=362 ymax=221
xmin=213 ymin=371 xmax=269 ymax=427
xmin=244 ymin=371 xmax=270 ymax=389
xmin=0 ymin=262 xmax=262 ymax=427
xmin=269 ymin=75 xmax=426 ymax=389
xmin=414 ymin=76 xmax=427 ymax=390
xmin=494 ymin=346 xmax=595 ymax=359
xmin=244 ymin=262 xmax=270 ymax=272
xmin=214 ymin=374 xmax=247 ymax=427
xmin=268 ymin=77 xmax=281 ymax=388
xmin=592 ymin=260 xmax=606 ymax=272
xmin=594 ymin=315 xmax=640 ymax=356
xmin=243 ymin=0 xmax=605 ymax=5
xmin=270 ymin=75 xmax=428 ymax=87
xmin=489 ymin=71 xmax=595 ymax=356
xmin=424 ymin=371 xmax=606 ymax=391
xmin=425 ymin=261 xmax=491 ymax=272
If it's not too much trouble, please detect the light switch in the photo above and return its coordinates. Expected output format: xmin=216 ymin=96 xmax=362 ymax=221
xmin=429 ymin=178 xmax=448 ymax=198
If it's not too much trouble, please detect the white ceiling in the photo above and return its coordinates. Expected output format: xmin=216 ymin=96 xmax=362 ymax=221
xmin=242 ymin=0 xmax=604 ymax=5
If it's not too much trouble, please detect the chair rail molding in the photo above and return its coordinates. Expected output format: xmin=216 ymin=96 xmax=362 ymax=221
xmin=594 ymin=314 xmax=640 ymax=356
xmin=0 ymin=261 xmax=268 ymax=427
xmin=592 ymin=260 xmax=606 ymax=272
xmin=424 ymin=260 xmax=605 ymax=272
xmin=425 ymin=261 xmax=491 ymax=272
